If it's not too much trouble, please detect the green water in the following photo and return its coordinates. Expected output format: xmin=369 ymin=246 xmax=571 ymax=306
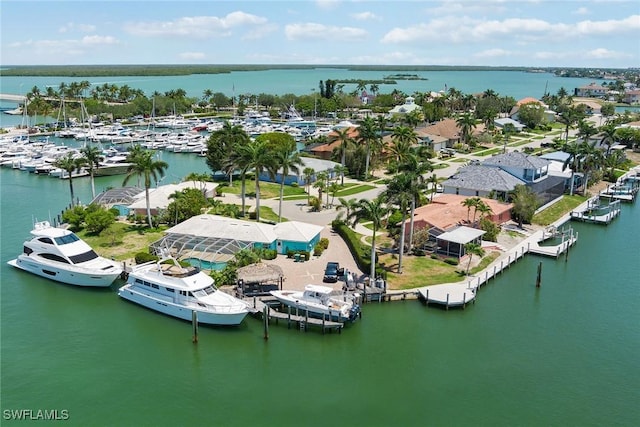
xmin=1 ymin=155 xmax=639 ymax=426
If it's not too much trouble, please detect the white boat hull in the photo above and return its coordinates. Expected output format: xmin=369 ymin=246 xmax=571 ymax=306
xmin=7 ymin=257 xmax=121 ymax=287
xmin=118 ymin=285 xmax=248 ymax=326
xmin=270 ymin=290 xmax=359 ymax=322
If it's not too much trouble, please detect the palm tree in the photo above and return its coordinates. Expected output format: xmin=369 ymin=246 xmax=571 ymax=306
xmin=358 ymin=116 xmax=377 ymax=179
xmin=236 ymin=139 xmax=275 ymax=222
xmin=349 ymin=197 xmax=389 ymax=293
xmin=557 ymin=106 xmax=583 ymax=145
xmin=303 ymin=167 xmax=315 ymax=205
xmin=206 ymin=121 xmax=250 ymax=183
xmin=390 ymin=125 xmax=418 ymax=166
xmin=599 ymin=123 xmax=618 ymax=155
xmin=225 ymin=147 xmax=253 ymax=217
xmin=561 ymin=141 xmax=583 ymax=196
xmin=270 ymin=138 xmax=303 ymax=222
xmin=461 ymin=197 xmax=478 ymax=223
xmin=428 ymin=174 xmax=439 ymax=202
xmin=456 ymin=112 xmax=476 ymax=150
xmin=330 ymin=128 xmax=353 ymax=173
xmin=383 ymin=173 xmax=413 ymax=273
xmin=579 ymin=141 xmax=604 ymax=194
xmin=398 ymin=152 xmax=432 ymax=252
xmin=464 ymin=242 xmax=485 ymax=276
xmin=80 ymin=145 xmax=103 ymax=199
xmin=123 ymin=150 xmax=169 ymax=228
xmin=53 ymin=153 xmax=87 ymax=207
xmin=332 ymin=164 xmax=348 ymax=186
xmin=313 ymin=171 xmax=329 ymax=210
xmin=474 ymin=200 xmax=493 ymax=224
xmin=336 ymin=197 xmax=359 ymax=224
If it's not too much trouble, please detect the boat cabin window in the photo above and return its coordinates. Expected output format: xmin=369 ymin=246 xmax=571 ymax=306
xmin=68 ymin=250 xmax=99 ymax=264
xmin=150 ymin=284 xmax=159 ymax=289
xmin=54 ymin=233 xmax=80 ymax=245
xmin=38 ymin=237 xmax=54 ymax=245
xmin=41 ymin=253 xmax=70 ymax=264
xmin=165 ymin=287 xmax=174 ymax=293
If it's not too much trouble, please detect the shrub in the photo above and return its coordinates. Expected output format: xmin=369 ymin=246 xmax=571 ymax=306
xmin=332 ymin=221 xmax=377 ymax=273
xmin=318 ymin=237 xmax=329 ymax=250
xmin=444 ymin=258 xmax=459 ymax=266
xmin=430 ymin=253 xmax=439 ymax=259
xmin=135 ymin=252 xmax=158 ymax=264
xmin=313 ymin=244 xmax=324 ymax=256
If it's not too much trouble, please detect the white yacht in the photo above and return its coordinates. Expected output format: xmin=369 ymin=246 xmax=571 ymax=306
xmin=7 ymin=221 xmax=123 ymax=287
xmin=118 ymin=253 xmax=250 ymax=326
xmin=270 ymin=284 xmax=361 ymax=322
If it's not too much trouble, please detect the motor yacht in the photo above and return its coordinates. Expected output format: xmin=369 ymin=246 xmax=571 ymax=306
xmin=270 ymin=284 xmax=360 ymax=322
xmin=7 ymin=221 xmax=123 ymax=287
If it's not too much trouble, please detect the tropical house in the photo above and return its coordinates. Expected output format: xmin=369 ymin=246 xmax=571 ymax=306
xmin=127 ymin=181 xmax=218 ymax=217
xmin=148 ymin=214 xmax=323 ymax=269
xmin=259 ymin=157 xmax=341 ymax=185
xmin=575 ymin=82 xmax=609 ymax=98
xmin=494 ymin=117 xmax=525 ymax=132
xmin=388 ymin=96 xmax=422 ymax=116
xmin=441 ymin=165 xmax=525 ymax=199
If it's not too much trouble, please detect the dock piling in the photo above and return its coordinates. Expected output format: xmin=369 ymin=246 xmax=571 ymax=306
xmin=535 ymin=262 xmax=542 ymax=288
xmin=263 ymin=305 xmax=269 ymax=340
xmin=191 ymin=310 xmax=198 ymax=344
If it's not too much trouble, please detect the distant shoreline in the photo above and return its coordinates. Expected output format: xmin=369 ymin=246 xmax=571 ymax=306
xmin=0 ymin=64 xmax=569 ymax=77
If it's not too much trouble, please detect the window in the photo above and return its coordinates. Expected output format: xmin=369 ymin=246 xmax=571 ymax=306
xmin=54 ymin=233 xmax=80 ymax=245
xmin=165 ymin=287 xmax=174 ymax=293
xmin=38 ymin=237 xmax=53 ymax=245
xmin=41 ymin=253 xmax=70 ymax=263
xmin=68 ymin=250 xmax=99 ymax=264
xmin=150 ymin=284 xmax=159 ymax=289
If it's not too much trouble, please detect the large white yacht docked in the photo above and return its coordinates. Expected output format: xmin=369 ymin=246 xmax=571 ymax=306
xmin=7 ymin=221 xmax=123 ymax=287
xmin=118 ymin=252 xmax=250 ymax=326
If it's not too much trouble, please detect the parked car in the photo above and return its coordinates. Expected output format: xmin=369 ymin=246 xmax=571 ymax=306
xmin=323 ymin=262 xmax=340 ymax=283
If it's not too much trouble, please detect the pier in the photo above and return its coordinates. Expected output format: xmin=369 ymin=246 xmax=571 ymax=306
xmin=570 ymin=196 xmax=621 ymax=224
xmin=245 ymin=296 xmax=346 ymax=334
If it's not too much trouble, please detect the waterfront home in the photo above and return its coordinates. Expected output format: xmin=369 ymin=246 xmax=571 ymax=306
xmin=259 ymin=157 xmax=341 ymax=185
xmin=305 ymin=126 xmax=360 ymax=160
xmin=623 ymin=90 xmax=640 ymax=104
xmin=91 ymin=186 xmax=143 ymax=216
xmin=510 ymin=98 xmax=556 ymax=123
xmin=388 ymin=96 xmax=422 ymax=116
xmin=127 ymin=181 xmax=218 ymax=217
xmin=148 ymin=214 xmax=323 ymax=269
xmin=482 ymin=151 xmax=550 ymax=184
xmin=442 ymin=165 xmax=524 ymax=199
xmin=575 ymin=82 xmax=609 ymax=98
xmin=573 ymin=100 xmax=602 ymax=115
xmin=414 ymin=118 xmax=462 ymax=151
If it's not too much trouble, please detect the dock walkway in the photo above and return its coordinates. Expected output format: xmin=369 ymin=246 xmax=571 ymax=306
xmin=244 ymin=296 xmax=345 ymax=334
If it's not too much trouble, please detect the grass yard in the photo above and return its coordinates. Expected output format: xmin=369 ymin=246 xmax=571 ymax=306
xmin=78 ymin=222 xmax=166 ymax=262
xmin=381 ymin=254 xmax=461 ymax=289
xmin=533 ymin=195 xmax=586 ymax=226
xmin=216 ymin=180 xmax=306 ymax=199
xmin=334 ymin=184 xmax=376 ymax=197
xmin=476 ymin=147 xmax=503 ymax=156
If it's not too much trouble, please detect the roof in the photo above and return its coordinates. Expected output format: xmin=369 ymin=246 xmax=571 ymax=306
xmin=482 ymin=151 xmax=550 ymax=170
xmin=128 ymin=182 xmax=218 ymax=210
xmin=516 ymin=97 xmax=543 ymax=106
xmin=494 ymin=118 xmax=525 ymax=129
xmin=91 ymin=186 xmax=143 ymax=206
xmin=437 ymin=226 xmax=486 ymax=244
xmin=418 ymin=118 xmax=460 ymax=140
xmin=273 ymin=221 xmax=323 ymax=242
xmin=540 ymin=151 xmax=571 ymax=163
xmin=442 ymin=165 xmax=525 ymax=193
xmin=236 ymin=262 xmax=284 ymax=284
xmin=165 ymin=214 xmax=277 ymax=244
xmin=407 ymin=194 xmax=513 ymax=230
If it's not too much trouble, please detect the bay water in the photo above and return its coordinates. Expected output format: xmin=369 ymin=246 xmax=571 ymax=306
xmin=1 ymin=140 xmax=639 ymax=425
xmin=0 ymin=68 xmax=599 ymax=128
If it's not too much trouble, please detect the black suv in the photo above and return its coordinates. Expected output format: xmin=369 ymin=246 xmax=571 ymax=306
xmin=323 ymin=262 xmax=340 ymax=283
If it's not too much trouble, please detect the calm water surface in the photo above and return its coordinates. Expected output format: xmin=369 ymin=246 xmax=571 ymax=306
xmin=1 ymin=147 xmax=639 ymax=426
xmin=1 ymin=68 xmax=599 ymax=128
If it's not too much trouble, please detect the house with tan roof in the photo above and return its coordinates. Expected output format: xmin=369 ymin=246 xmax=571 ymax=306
xmin=510 ymin=98 xmax=555 ymax=123
xmin=306 ymin=126 xmax=360 ymax=160
xmin=575 ymin=82 xmax=608 ymax=98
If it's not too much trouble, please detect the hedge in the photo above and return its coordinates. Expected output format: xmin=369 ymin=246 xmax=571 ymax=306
xmin=332 ymin=220 xmax=385 ymax=278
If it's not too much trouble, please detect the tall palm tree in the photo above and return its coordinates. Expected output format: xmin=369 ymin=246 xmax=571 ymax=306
xmin=270 ymin=138 xmax=303 ymax=222
xmin=383 ymin=173 xmax=413 ymax=273
xmin=330 ymin=128 xmax=353 ymax=174
xmin=336 ymin=197 xmax=359 ymax=224
xmin=235 ymin=139 xmax=275 ymax=222
xmin=206 ymin=121 xmax=250 ymax=184
xmin=398 ymin=152 xmax=432 ymax=252
xmin=313 ymin=171 xmax=329 ymax=210
xmin=464 ymin=242 xmax=485 ymax=276
xmin=579 ymin=140 xmax=604 ymax=194
xmin=461 ymin=197 xmax=478 ymax=223
xmin=561 ymin=141 xmax=583 ymax=196
xmin=456 ymin=112 xmax=476 ymax=150
xmin=303 ymin=167 xmax=315 ymax=205
xmin=123 ymin=150 xmax=169 ymax=228
xmin=53 ymin=153 xmax=87 ymax=207
xmin=599 ymin=123 xmax=618 ymax=155
xmin=80 ymin=145 xmax=103 ymax=199
xmin=390 ymin=125 xmax=418 ymax=166
xmin=358 ymin=116 xmax=377 ymax=179
xmin=428 ymin=174 xmax=439 ymax=202
xmin=557 ymin=106 xmax=583 ymax=145
xmin=349 ymin=197 xmax=389 ymax=293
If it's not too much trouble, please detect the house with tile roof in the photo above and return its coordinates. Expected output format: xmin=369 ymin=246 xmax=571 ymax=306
xmin=575 ymin=82 xmax=609 ymax=98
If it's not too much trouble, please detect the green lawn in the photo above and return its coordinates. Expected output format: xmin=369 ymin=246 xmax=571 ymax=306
xmin=333 ymin=184 xmax=376 ymax=197
xmin=532 ymin=195 xmax=587 ymax=226
xmin=78 ymin=222 xmax=166 ymax=261
xmin=216 ymin=181 xmax=306 ymax=199
xmin=476 ymin=147 xmax=503 ymax=156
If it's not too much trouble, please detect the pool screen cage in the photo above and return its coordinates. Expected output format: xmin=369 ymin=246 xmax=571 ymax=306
xmin=149 ymin=234 xmax=254 ymax=264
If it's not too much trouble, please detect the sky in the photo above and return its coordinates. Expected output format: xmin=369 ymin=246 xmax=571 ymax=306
xmin=1 ymin=0 xmax=639 ymax=68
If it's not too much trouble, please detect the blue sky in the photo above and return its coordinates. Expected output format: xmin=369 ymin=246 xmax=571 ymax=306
xmin=2 ymin=0 xmax=639 ymax=67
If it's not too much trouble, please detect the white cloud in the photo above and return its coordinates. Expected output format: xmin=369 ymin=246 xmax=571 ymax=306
xmin=585 ymin=48 xmax=632 ymax=59
xmin=59 ymin=23 xmax=97 ymax=34
xmin=81 ymin=35 xmax=118 ymax=46
xmin=7 ymin=36 xmax=119 ymax=60
xmin=382 ymin=15 xmax=640 ymax=45
xmin=352 ymin=12 xmax=380 ymax=21
xmin=285 ymin=23 xmax=368 ymax=41
xmin=123 ymin=12 xmax=269 ymax=38
xmin=315 ymin=0 xmax=340 ymax=10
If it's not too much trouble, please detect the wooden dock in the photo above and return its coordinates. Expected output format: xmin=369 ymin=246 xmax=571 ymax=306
xmin=244 ymin=296 xmax=346 ymax=334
